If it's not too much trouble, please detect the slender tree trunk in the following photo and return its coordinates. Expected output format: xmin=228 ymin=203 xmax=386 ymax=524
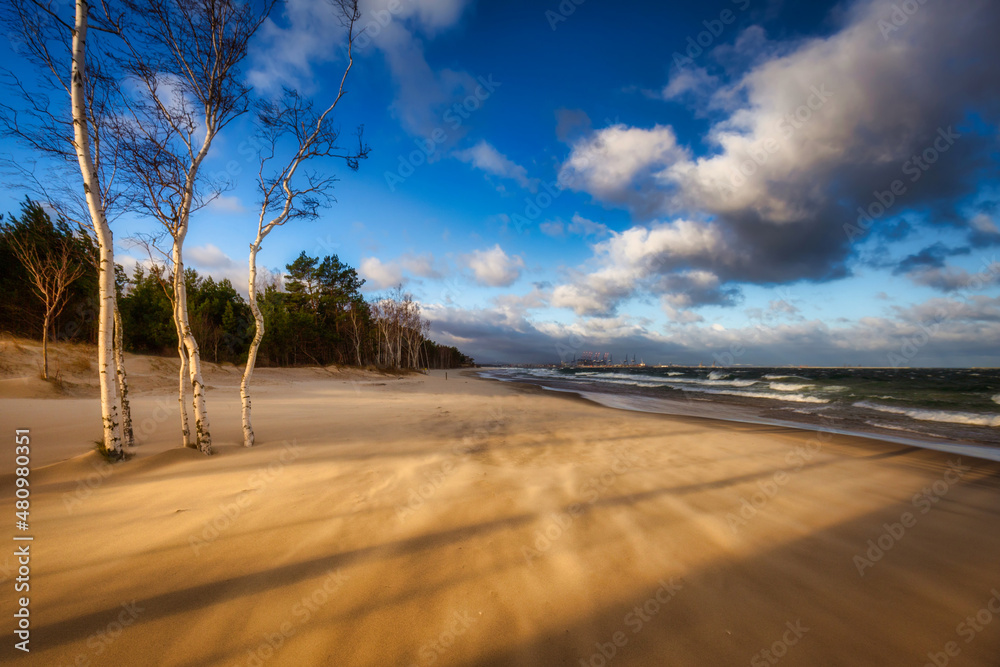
xmin=113 ymin=304 xmax=134 ymax=447
xmin=41 ymin=309 xmax=50 ymax=380
xmin=177 ymin=330 xmax=191 ymax=447
xmin=164 ymin=281 xmax=192 ymax=447
xmin=71 ymin=0 xmax=122 ymax=458
xmin=240 ymin=243 xmax=265 ymax=447
xmin=172 ymin=242 xmax=211 ymax=454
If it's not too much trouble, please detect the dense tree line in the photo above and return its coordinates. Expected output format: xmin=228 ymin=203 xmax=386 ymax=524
xmin=1 ymin=201 xmax=473 ymax=372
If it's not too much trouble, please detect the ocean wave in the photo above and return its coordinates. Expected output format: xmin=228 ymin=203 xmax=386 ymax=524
xmin=676 ymin=386 xmax=829 ymax=404
xmin=666 ymin=372 xmax=684 ymax=376
xmin=821 ymin=385 xmax=848 ymax=392
xmin=778 ymin=405 xmax=829 ymax=414
xmin=763 ymin=374 xmax=810 ymax=381
xmin=663 ymin=378 xmax=758 ymax=387
xmin=854 ymin=401 xmax=1000 ymax=427
xmin=708 ymin=370 xmax=729 ymax=380
xmin=993 ymin=394 xmax=1000 ymax=405
xmin=589 ymin=378 xmax=669 ymax=388
xmin=769 ymin=382 xmax=814 ymax=392
xmin=864 ymin=421 xmax=927 ymax=436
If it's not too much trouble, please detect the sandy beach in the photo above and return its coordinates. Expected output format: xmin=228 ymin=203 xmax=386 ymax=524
xmin=1 ymin=340 xmax=999 ymax=666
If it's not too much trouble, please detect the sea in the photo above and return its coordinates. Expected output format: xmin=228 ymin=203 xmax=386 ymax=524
xmin=478 ymin=366 xmax=1000 ymax=459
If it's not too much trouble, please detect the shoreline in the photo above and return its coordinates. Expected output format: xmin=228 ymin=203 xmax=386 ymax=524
xmin=477 ymin=369 xmax=1000 ymax=464
xmin=2 ymin=368 xmax=1000 ymax=665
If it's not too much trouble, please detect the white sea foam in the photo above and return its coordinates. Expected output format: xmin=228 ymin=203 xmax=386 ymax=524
xmin=993 ymin=394 xmax=1000 ymax=406
xmin=589 ymin=378 xmax=669 ymax=388
xmin=763 ymin=374 xmax=810 ymax=381
xmin=662 ymin=378 xmax=758 ymax=388
xmin=854 ymin=401 xmax=1000 ymax=427
xmin=707 ymin=370 xmax=729 ymax=380
xmin=864 ymin=421 xmax=926 ymax=435
xmin=666 ymin=372 xmax=684 ymax=376
xmin=677 ymin=386 xmax=829 ymax=404
xmin=769 ymin=382 xmax=814 ymax=392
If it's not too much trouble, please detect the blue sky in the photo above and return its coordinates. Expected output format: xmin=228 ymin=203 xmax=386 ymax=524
xmin=2 ymin=0 xmax=999 ymax=365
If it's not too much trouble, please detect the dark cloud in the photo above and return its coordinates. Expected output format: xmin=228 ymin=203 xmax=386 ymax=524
xmin=559 ymin=0 xmax=1000 ymax=294
xmin=894 ymin=243 xmax=970 ymax=275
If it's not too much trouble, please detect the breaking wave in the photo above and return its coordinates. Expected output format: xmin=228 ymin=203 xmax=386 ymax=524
xmin=854 ymin=401 xmax=1000 ymax=427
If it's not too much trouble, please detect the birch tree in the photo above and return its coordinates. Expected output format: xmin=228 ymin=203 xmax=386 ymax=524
xmin=126 ymin=233 xmax=192 ymax=447
xmin=113 ymin=0 xmax=274 ymax=454
xmin=1 ymin=0 xmax=128 ymax=458
xmin=240 ymin=0 xmax=369 ymax=447
xmin=3 ymin=203 xmax=88 ymax=380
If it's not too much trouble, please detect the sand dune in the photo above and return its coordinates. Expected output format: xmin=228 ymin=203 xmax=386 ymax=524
xmin=1 ymin=342 xmax=999 ymax=665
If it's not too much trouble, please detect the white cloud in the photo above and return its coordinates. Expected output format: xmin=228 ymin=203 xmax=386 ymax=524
xmin=567 ymin=214 xmax=609 ymax=237
xmin=540 ymin=214 xmax=609 ymax=239
xmin=559 ymin=124 xmax=686 ymax=208
xmin=465 ymin=244 xmax=524 ymax=287
xmin=359 ymin=257 xmax=404 ymax=289
xmin=187 ymin=244 xmax=240 ymax=271
xmin=453 ymin=141 xmax=536 ymax=191
xmin=358 ymin=252 xmax=445 ymax=290
xmin=662 ymin=66 xmax=719 ymax=100
xmin=181 ymin=244 xmax=250 ymax=295
xmin=550 ymin=219 xmax=738 ymax=316
xmin=206 ymin=195 xmax=246 ymax=214
xmin=539 ymin=220 xmax=565 ymax=237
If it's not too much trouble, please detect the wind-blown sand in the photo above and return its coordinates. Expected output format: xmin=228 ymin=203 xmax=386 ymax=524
xmin=1 ymin=341 xmax=999 ymax=666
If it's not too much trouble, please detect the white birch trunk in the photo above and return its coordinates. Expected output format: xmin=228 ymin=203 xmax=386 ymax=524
xmin=240 ymin=242 xmax=265 ymax=447
xmin=113 ymin=304 xmax=134 ymax=446
xmin=174 ymin=311 xmax=192 ymax=448
xmin=71 ymin=0 xmax=122 ymax=458
xmin=171 ymin=242 xmax=211 ymax=454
